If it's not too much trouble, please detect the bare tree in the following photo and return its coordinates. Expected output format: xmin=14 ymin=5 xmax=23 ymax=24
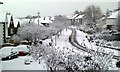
xmin=74 ymin=10 xmax=79 ymax=15
xmin=84 ymin=5 xmax=102 ymax=24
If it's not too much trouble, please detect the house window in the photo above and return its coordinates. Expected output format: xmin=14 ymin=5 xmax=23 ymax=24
xmin=107 ymin=25 xmax=112 ymax=30
xmin=11 ymin=29 xmax=13 ymax=34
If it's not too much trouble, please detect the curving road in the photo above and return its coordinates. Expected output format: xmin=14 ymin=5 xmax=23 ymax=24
xmin=69 ymin=29 xmax=120 ymax=60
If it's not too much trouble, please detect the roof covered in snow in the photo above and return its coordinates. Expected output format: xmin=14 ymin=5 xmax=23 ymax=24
xmin=7 ymin=16 xmax=54 ymax=27
xmin=75 ymin=14 xmax=84 ymax=19
xmin=20 ymin=16 xmax=54 ymax=25
xmin=107 ymin=11 xmax=118 ymax=19
xmin=6 ymin=15 xmax=22 ymax=27
xmin=67 ymin=14 xmax=79 ymax=19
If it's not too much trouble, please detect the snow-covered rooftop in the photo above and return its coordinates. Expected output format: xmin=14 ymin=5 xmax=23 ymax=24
xmin=107 ymin=11 xmax=118 ymax=19
xmin=67 ymin=14 xmax=79 ymax=19
xmin=75 ymin=14 xmax=84 ymax=19
xmin=7 ymin=15 xmax=22 ymax=27
xmin=22 ymin=16 xmax=53 ymax=25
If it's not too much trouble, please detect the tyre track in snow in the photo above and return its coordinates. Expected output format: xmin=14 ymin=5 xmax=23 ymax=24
xmin=69 ymin=29 xmax=120 ymax=60
xmin=69 ymin=29 xmax=88 ymax=52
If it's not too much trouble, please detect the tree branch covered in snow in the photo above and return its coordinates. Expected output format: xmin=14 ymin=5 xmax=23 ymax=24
xmin=84 ymin=5 xmax=102 ymax=24
xmin=30 ymin=41 xmax=113 ymax=71
xmin=17 ymin=16 xmax=70 ymax=42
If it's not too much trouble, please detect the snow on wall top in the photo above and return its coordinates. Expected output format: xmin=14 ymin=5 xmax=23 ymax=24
xmin=107 ymin=11 xmax=118 ymax=19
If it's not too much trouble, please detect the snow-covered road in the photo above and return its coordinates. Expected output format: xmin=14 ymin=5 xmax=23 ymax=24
xmin=1 ymin=56 xmax=47 ymax=70
xmin=1 ymin=26 xmax=120 ymax=71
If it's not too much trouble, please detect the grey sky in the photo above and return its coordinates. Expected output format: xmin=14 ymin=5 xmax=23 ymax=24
xmin=0 ymin=0 xmax=119 ymax=17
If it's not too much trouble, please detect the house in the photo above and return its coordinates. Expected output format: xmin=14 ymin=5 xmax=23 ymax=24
xmin=8 ymin=16 xmax=21 ymax=36
xmin=67 ymin=14 xmax=84 ymax=26
xmin=40 ymin=17 xmax=53 ymax=27
xmin=75 ymin=14 xmax=84 ymax=26
xmin=21 ymin=16 xmax=54 ymax=27
xmin=0 ymin=12 xmax=8 ymax=46
xmin=106 ymin=11 xmax=118 ymax=30
xmin=67 ymin=14 xmax=79 ymax=25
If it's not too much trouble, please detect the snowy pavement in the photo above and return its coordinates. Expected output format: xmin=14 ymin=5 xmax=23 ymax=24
xmin=0 ymin=46 xmax=47 ymax=70
xmin=43 ymin=28 xmax=89 ymax=55
xmin=0 ymin=55 xmax=47 ymax=70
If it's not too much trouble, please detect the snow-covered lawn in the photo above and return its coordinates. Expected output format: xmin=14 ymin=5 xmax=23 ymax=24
xmin=75 ymin=29 xmax=119 ymax=70
xmin=76 ymin=30 xmax=120 ymax=56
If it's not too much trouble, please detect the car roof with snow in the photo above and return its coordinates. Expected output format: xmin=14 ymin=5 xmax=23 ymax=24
xmin=16 ymin=45 xmax=29 ymax=52
xmin=0 ymin=46 xmax=18 ymax=57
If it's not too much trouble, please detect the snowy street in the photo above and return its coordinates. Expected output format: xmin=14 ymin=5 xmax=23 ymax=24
xmin=0 ymin=46 xmax=47 ymax=71
xmin=1 ymin=56 xmax=47 ymax=70
xmin=0 ymin=26 xmax=120 ymax=71
xmin=0 ymin=1 xmax=120 ymax=71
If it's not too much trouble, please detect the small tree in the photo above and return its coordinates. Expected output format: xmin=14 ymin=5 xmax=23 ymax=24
xmin=74 ymin=10 xmax=79 ymax=15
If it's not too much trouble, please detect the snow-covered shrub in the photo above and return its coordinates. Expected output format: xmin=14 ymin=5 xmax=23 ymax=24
xmin=30 ymin=42 xmax=113 ymax=71
xmin=17 ymin=16 xmax=70 ymax=42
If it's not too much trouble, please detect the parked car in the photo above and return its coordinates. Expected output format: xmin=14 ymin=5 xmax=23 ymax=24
xmin=116 ymin=61 xmax=120 ymax=68
xmin=2 ymin=52 xmax=18 ymax=61
xmin=18 ymin=51 xmax=28 ymax=56
xmin=24 ymin=59 xmax=31 ymax=65
xmin=0 ymin=47 xmax=18 ymax=61
xmin=17 ymin=45 xmax=30 ymax=56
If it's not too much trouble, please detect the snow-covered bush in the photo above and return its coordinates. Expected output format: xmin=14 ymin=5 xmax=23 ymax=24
xmin=17 ymin=16 xmax=70 ymax=42
xmin=30 ymin=42 xmax=113 ymax=71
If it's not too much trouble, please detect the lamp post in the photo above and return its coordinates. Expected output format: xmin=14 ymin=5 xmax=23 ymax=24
xmin=37 ymin=12 xmax=40 ymax=26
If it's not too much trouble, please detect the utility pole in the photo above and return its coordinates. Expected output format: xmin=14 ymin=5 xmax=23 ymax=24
xmin=38 ymin=12 xmax=40 ymax=26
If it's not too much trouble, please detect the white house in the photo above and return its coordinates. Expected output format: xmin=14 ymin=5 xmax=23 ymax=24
xmin=75 ymin=14 xmax=84 ymax=26
xmin=106 ymin=11 xmax=118 ymax=30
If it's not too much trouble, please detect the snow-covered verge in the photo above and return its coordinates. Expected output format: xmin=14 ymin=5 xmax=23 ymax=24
xmin=76 ymin=29 xmax=120 ymax=56
xmin=104 ymin=41 xmax=120 ymax=49
xmin=75 ymin=29 xmax=120 ymax=70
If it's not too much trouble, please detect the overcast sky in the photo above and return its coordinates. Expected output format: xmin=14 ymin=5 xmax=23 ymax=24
xmin=0 ymin=0 xmax=119 ymax=17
